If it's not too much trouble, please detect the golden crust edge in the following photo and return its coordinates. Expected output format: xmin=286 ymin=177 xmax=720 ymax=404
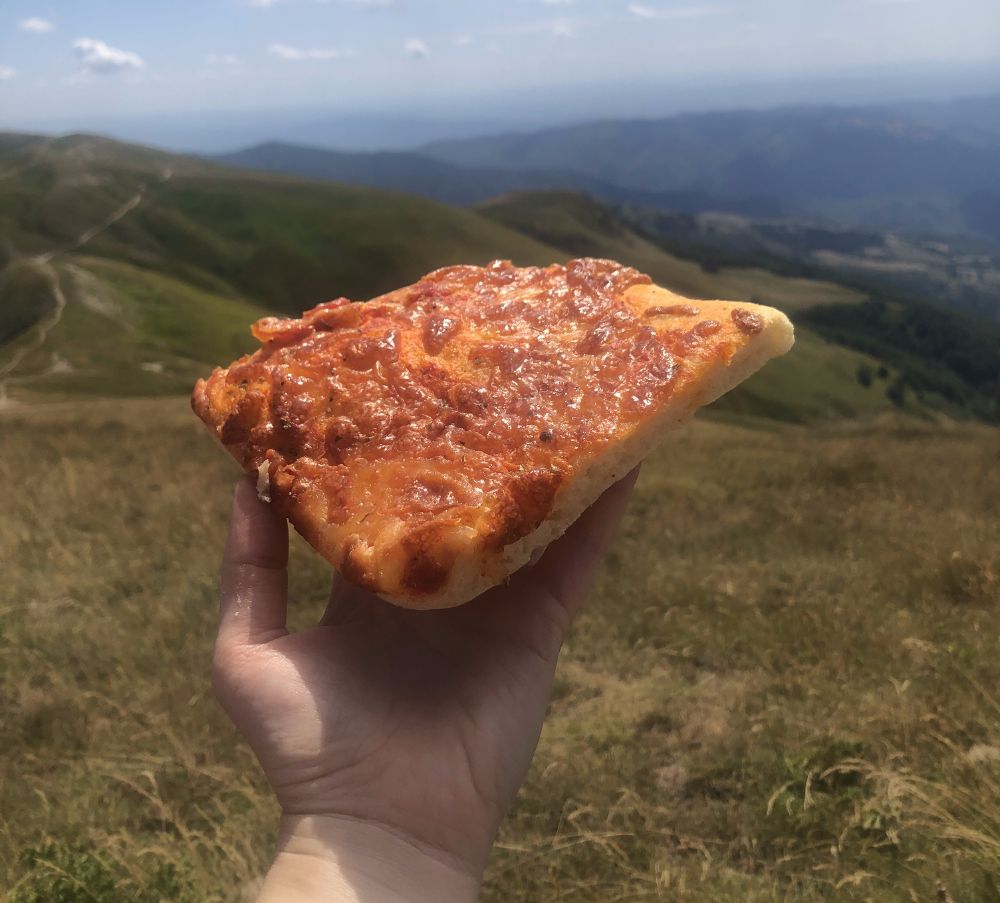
xmin=375 ymin=290 xmax=795 ymax=609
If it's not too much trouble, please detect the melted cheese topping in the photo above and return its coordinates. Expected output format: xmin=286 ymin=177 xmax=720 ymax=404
xmin=194 ymin=259 xmax=749 ymax=598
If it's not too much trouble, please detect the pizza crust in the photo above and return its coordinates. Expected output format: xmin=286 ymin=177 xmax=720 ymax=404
xmin=376 ymin=285 xmax=794 ymax=608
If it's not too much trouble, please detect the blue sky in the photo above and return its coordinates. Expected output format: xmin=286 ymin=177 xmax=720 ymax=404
xmin=1 ymin=0 xmax=998 ymax=124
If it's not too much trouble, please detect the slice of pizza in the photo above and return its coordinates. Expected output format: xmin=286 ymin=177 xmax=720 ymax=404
xmin=193 ymin=259 xmax=793 ymax=608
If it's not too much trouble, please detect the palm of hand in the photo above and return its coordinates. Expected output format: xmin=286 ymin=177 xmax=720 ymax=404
xmin=214 ymin=474 xmax=636 ymax=872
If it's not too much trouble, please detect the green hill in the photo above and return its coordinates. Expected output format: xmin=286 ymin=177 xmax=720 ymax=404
xmin=0 ymin=133 xmax=565 ymax=398
xmin=0 ymin=133 xmax=564 ymax=312
xmin=0 ymin=133 xmax=208 ymax=257
xmin=101 ymin=175 xmax=562 ymax=310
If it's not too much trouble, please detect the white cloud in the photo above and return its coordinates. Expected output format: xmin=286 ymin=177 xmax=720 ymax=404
xmin=454 ymin=34 xmax=475 ymax=46
xmin=268 ymin=43 xmax=343 ymax=60
xmin=19 ymin=17 xmax=54 ymax=33
xmin=551 ymin=19 xmax=576 ymax=37
xmin=207 ymin=53 xmax=241 ymax=65
xmin=540 ymin=0 xmax=573 ymax=4
xmin=0 ymin=66 xmax=15 ymax=80
xmin=627 ymin=3 xmax=719 ymax=18
xmin=404 ymin=37 xmax=430 ymax=58
xmin=73 ymin=38 xmax=145 ymax=74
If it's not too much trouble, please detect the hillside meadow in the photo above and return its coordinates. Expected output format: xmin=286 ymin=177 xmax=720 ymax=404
xmin=2 ymin=398 xmax=999 ymax=901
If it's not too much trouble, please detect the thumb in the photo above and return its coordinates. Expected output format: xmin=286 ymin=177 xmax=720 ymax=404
xmin=217 ymin=476 xmax=289 ymax=648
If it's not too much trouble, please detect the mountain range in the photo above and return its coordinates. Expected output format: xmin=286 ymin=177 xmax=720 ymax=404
xmin=1 ymin=130 xmax=997 ymax=423
xmin=425 ymin=99 xmax=1000 ymax=241
xmin=214 ymin=142 xmax=730 ymax=214
xmin=218 ymin=96 xmax=1000 ymax=244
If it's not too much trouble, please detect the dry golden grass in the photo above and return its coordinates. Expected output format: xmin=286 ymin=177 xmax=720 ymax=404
xmin=1 ymin=398 xmax=999 ymax=901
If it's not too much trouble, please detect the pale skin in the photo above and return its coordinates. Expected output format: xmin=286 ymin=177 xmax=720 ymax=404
xmin=214 ymin=468 xmax=639 ymax=902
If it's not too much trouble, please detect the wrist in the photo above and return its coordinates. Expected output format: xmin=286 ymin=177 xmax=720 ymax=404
xmin=257 ymin=814 xmax=482 ymax=903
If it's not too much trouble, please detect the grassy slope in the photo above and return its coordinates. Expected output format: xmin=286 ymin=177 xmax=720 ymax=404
xmin=0 ymin=134 xmax=566 ymax=311
xmin=712 ymin=329 xmax=897 ymax=423
xmin=0 ymin=134 xmax=200 ymax=255
xmin=3 ymin=163 xmax=903 ymax=423
xmin=2 ymin=399 xmax=998 ymax=901
xmin=90 ymin=174 xmax=565 ymax=310
xmin=0 ymin=260 xmax=56 ymax=345
xmin=1 ymin=258 xmax=266 ymax=397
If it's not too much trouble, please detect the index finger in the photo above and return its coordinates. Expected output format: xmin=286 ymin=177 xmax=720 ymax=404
xmin=217 ymin=476 xmax=290 ymax=648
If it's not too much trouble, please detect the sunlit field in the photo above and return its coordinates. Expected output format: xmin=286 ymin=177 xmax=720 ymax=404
xmin=2 ymin=398 xmax=998 ymax=901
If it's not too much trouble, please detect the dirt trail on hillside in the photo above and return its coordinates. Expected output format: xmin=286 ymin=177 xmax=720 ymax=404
xmin=33 ymin=188 xmax=146 ymax=266
xmin=0 ymin=263 xmax=67 ymax=407
xmin=0 ymin=168 xmax=172 ymax=405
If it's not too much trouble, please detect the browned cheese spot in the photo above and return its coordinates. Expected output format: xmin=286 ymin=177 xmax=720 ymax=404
xmin=342 ymin=330 xmax=399 ymax=371
xmin=488 ymin=468 xmax=563 ymax=549
xmin=324 ymin=416 xmax=364 ymax=464
xmin=448 ymin=383 xmax=489 ymax=413
xmin=423 ymin=313 xmax=461 ymax=355
xmin=407 ymin=475 xmax=462 ymax=513
xmin=731 ymin=308 xmax=764 ymax=335
xmin=576 ymin=312 xmax=631 ymax=355
xmin=688 ymin=319 xmax=722 ymax=339
xmin=221 ymin=390 xmax=264 ymax=445
xmin=400 ymin=524 xmax=455 ymax=594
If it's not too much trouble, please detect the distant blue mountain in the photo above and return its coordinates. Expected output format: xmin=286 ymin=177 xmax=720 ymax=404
xmin=214 ymin=97 xmax=1000 ymax=243
xmin=213 ymin=142 xmax=783 ymax=217
xmin=421 ymin=98 xmax=1000 ymax=241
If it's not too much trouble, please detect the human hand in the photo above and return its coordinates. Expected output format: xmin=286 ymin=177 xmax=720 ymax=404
xmin=213 ymin=469 xmax=638 ymax=902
